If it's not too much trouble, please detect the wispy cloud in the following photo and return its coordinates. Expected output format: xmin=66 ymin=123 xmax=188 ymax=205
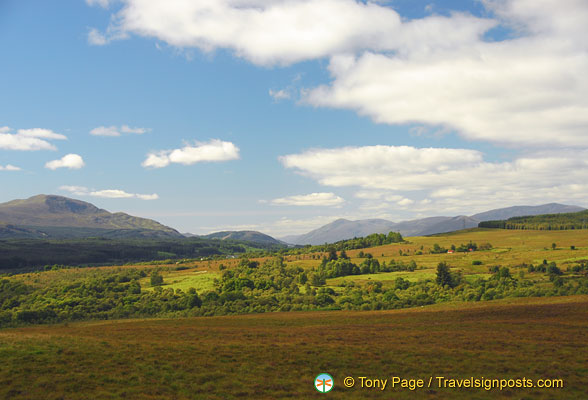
xmin=142 ymin=139 xmax=240 ymax=168
xmin=90 ymin=125 xmax=148 ymax=137
xmin=85 ymin=0 xmax=112 ymax=8
xmin=0 ymin=126 xmax=66 ymax=151
xmin=270 ymin=192 xmax=344 ymax=207
xmin=17 ymin=128 xmax=67 ymax=140
xmin=45 ymin=154 xmax=85 ymax=170
xmin=60 ymin=185 xmax=159 ymax=200
xmin=268 ymin=89 xmax=291 ymax=101
xmin=0 ymin=164 xmax=21 ymax=171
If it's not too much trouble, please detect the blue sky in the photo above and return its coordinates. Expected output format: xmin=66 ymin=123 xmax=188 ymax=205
xmin=1 ymin=0 xmax=587 ymax=237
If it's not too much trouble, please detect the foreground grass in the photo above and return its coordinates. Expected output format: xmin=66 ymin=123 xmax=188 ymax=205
xmin=1 ymin=295 xmax=587 ymax=399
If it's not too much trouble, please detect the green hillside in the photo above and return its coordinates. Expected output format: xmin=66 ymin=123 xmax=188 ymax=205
xmin=201 ymin=230 xmax=284 ymax=245
xmin=0 ymin=237 xmax=283 ymax=272
xmin=479 ymin=209 xmax=588 ymax=230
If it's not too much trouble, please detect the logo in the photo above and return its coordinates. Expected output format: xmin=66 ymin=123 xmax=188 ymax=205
xmin=315 ymin=373 xmax=334 ymax=393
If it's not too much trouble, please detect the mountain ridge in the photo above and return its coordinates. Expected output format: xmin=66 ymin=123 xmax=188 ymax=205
xmin=0 ymin=194 xmax=182 ymax=239
xmin=198 ymin=230 xmax=285 ymax=246
xmin=281 ymin=203 xmax=585 ymax=245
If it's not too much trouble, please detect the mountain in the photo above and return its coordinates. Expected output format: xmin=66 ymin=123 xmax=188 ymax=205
xmin=199 ymin=230 xmax=285 ymax=246
xmin=471 ymin=203 xmax=585 ymax=222
xmin=282 ymin=203 xmax=584 ymax=245
xmin=285 ymin=218 xmax=397 ymax=245
xmin=391 ymin=216 xmax=454 ymax=237
xmin=407 ymin=216 xmax=479 ymax=236
xmin=0 ymin=195 xmax=182 ymax=239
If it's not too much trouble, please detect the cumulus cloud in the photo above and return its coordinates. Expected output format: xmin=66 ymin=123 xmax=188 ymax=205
xmin=45 ymin=154 xmax=86 ymax=170
xmin=0 ymin=127 xmax=66 ymax=151
xmin=270 ymin=192 xmax=344 ymax=206
xmin=86 ymin=0 xmax=492 ymax=66
xmin=280 ymin=145 xmax=483 ymax=190
xmin=303 ymin=0 xmax=588 ymax=148
xmin=60 ymin=185 xmax=159 ymax=200
xmin=0 ymin=164 xmax=21 ymax=171
xmin=87 ymin=0 xmax=588 ymax=148
xmin=280 ymin=145 xmax=588 ymax=213
xmin=90 ymin=124 xmax=148 ymax=136
xmin=142 ymin=139 xmax=240 ymax=168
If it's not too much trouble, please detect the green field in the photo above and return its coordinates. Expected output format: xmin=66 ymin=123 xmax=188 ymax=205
xmin=140 ymin=269 xmax=218 ymax=293
xmin=1 ymin=295 xmax=586 ymax=399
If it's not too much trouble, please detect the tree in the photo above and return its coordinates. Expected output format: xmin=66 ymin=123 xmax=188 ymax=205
xmin=311 ymin=273 xmax=325 ymax=286
xmin=150 ymin=271 xmax=164 ymax=286
xmin=552 ymin=243 xmax=557 ymax=250
xmin=298 ymin=272 xmax=308 ymax=284
xmin=436 ymin=262 xmax=454 ymax=287
xmin=431 ymin=243 xmax=447 ymax=254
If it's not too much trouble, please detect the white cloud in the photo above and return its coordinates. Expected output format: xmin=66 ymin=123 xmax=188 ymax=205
xmin=0 ymin=127 xmax=66 ymax=151
xmin=431 ymin=188 xmax=467 ymax=198
xmin=280 ymin=145 xmax=483 ymax=190
xmin=17 ymin=128 xmax=67 ymax=140
xmin=86 ymin=0 xmax=112 ymax=8
xmin=60 ymin=185 xmax=159 ymax=200
xmin=269 ymin=89 xmax=291 ymax=101
xmin=270 ymin=192 xmax=344 ymax=206
xmin=59 ymin=185 xmax=89 ymax=196
xmin=45 ymin=154 xmax=86 ymax=170
xmin=0 ymin=164 xmax=21 ymax=171
xmin=142 ymin=139 xmax=240 ymax=168
xmin=87 ymin=0 xmax=588 ymax=148
xmin=397 ymin=198 xmax=414 ymax=206
xmin=88 ymin=28 xmax=108 ymax=45
xmin=87 ymin=0 xmax=492 ymax=66
xmin=280 ymin=145 xmax=588 ymax=214
xmin=90 ymin=125 xmax=148 ymax=136
xmin=120 ymin=124 xmax=146 ymax=134
xmin=304 ymin=0 xmax=588 ymax=148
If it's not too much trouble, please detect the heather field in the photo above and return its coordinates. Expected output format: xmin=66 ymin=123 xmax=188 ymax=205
xmin=1 ymin=295 xmax=587 ymax=399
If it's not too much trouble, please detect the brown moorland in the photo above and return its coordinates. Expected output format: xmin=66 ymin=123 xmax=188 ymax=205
xmin=1 ymin=295 xmax=587 ymax=399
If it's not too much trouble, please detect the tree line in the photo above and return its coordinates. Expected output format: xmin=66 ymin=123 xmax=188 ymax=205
xmin=479 ymin=210 xmax=588 ymax=230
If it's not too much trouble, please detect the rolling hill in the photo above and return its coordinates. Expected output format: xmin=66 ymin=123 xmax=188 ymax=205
xmin=199 ymin=230 xmax=285 ymax=246
xmin=0 ymin=194 xmax=182 ymax=239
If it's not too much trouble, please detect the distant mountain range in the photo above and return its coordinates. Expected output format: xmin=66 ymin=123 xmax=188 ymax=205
xmin=198 ymin=230 xmax=286 ymax=246
xmin=280 ymin=203 xmax=585 ymax=245
xmin=0 ymin=195 xmax=182 ymax=239
xmin=470 ymin=204 xmax=585 ymax=221
xmin=1 ymin=196 xmax=584 ymax=246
